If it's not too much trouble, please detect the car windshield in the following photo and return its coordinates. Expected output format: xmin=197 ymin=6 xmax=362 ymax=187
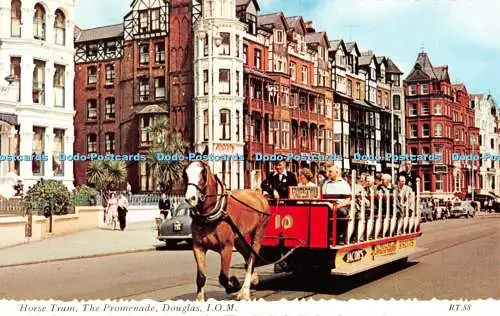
xmin=453 ymin=202 xmax=462 ymax=207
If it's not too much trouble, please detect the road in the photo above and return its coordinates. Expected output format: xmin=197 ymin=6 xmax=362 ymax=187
xmin=0 ymin=215 xmax=498 ymax=300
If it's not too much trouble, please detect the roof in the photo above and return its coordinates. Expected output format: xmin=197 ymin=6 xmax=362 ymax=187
xmin=258 ymin=12 xmax=288 ymax=29
xmin=329 ymin=40 xmax=342 ymax=51
xmin=344 ymin=41 xmax=361 ymax=56
xmin=236 ymin=0 xmax=260 ymax=10
xmin=244 ymin=67 xmax=274 ymax=81
xmin=75 ymin=24 xmax=123 ymax=43
xmin=376 ymin=56 xmax=386 ymax=65
xmin=359 ymin=54 xmax=375 ymax=66
xmin=137 ymin=104 xmax=168 ymax=115
xmin=285 ymin=16 xmax=305 ymax=34
xmin=405 ymin=52 xmax=450 ymax=82
xmin=433 ymin=66 xmax=449 ymax=81
xmin=305 ymin=32 xmax=325 ymax=44
xmin=386 ymin=58 xmax=403 ymax=74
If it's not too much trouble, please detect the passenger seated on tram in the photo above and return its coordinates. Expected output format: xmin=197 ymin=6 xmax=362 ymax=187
xmin=298 ymin=168 xmax=317 ymax=187
xmin=260 ymin=161 xmax=298 ymax=200
xmin=322 ymin=162 xmax=351 ymax=244
xmin=377 ymin=174 xmax=393 ymax=216
xmin=317 ymin=170 xmax=327 ymax=187
xmin=394 ymin=176 xmax=415 ymax=219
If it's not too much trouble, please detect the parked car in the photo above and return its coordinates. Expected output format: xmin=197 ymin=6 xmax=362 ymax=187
xmin=157 ymin=200 xmax=192 ymax=248
xmin=450 ymin=201 xmax=476 ymax=218
xmin=465 ymin=194 xmax=500 ymax=212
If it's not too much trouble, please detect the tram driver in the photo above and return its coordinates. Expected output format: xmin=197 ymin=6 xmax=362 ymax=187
xmin=261 ymin=161 xmax=298 ymax=200
xmin=322 ymin=162 xmax=351 ymax=244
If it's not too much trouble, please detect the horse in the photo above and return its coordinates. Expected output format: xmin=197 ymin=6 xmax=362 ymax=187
xmin=183 ymin=160 xmax=271 ymax=301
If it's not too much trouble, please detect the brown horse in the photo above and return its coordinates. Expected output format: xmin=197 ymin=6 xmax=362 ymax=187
xmin=183 ymin=160 xmax=270 ymax=301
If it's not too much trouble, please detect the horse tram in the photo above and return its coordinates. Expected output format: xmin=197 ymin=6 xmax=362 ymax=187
xmin=259 ymin=170 xmax=424 ymax=277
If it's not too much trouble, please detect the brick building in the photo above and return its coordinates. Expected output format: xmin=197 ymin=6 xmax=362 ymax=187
xmin=74 ymin=0 xmax=193 ymax=193
xmin=404 ymin=52 xmax=480 ymax=199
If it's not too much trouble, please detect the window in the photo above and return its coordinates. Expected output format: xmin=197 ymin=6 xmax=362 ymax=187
xmin=219 ymin=69 xmax=230 ymax=94
xmin=87 ymin=134 xmax=97 ymax=154
xmin=434 ymin=124 xmax=442 ymax=137
xmin=53 ymin=129 xmax=64 ymax=176
xmin=408 ymin=85 xmax=416 ymax=95
xmin=236 ymin=71 xmax=240 ymax=96
xmin=139 ymin=78 xmax=149 ymax=101
xmin=423 ymin=173 xmax=431 ymax=192
xmin=54 ymin=9 xmax=65 ymax=45
xmin=32 ymin=127 xmax=45 ymax=176
xmin=106 ymin=42 xmax=117 ymax=56
xmin=254 ymin=49 xmax=261 ymax=69
xmin=236 ymin=110 xmax=240 ymax=142
xmin=87 ymin=67 xmax=97 ymax=86
xmin=140 ymin=162 xmax=153 ymax=192
xmin=410 ymin=103 xmax=417 ymax=116
xmin=377 ymin=91 xmax=382 ymax=105
xmin=355 ymin=82 xmax=360 ymax=99
xmin=105 ymin=98 xmax=115 ymax=119
xmin=393 ymin=95 xmax=401 ymax=110
xmin=203 ymin=70 xmax=208 ymax=95
xmin=422 ymin=102 xmax=430 ymax=115
xmin=422 ymin=124 xmax=430 ymax=137
xmin=87 ymin=100 xmax=97 ymax=120
xmin=33 ymin=60 xmax=45 ymax=104
xmin=302 ymin=66 xmax=308 ymax=84
xmin=203 ymin=110 xmax=208 ymax=141
xmin=10 ymin=0 xmax=21 ymax=37
xmin=289 ymin=62 xmax=296 ymax=80
xmin=434 ymin=103 xmax=442 ymax=115
xmin=421 ymin=84 xmax=429 ymax=94
xmin=343 ymin=134 xmax=349 ymax=156
xmin=235 ymin=35 xmax=240 ymax=58
xmin=410 ymin=125 xmax=417 ymax=138
xmin=243 ymin=45 xmax=247 ymax=64
xmin=53 ymin=64 xmax=65 ymax=107
xmin=275 ymin=30 xmax=284 ymax=43
xmin=105 ymin=133 xmax=115 ymax=153
xmin=33 ymin=4 xmax=46 ymax=40
xmin=334 ymin=134 xmax=341 ymax=155
xmin=155 ymin=77 xmax=165 ymax=99
xmin=139 ymin=10 xmax=149 ymax=33
xmin=204 ymin=36 xmax=208 ymax=56
xmin=221 ymin=161 xmax=231 ymax=189
xmin=105 ymin=64 xmax=114 ymax=85
xmin=140 ymin=44 xmax=149 ymax=65
xmin=347 ymin=80 xmax=352 ymax=97
xmin=10 ymin=57 xmax=21 ymax=102
xmin=151 ymin=8 xmax=160 ymax=30
xmin=87 ymin=44 xmax=97 ymax=57
xmin=220 ymin=32 xmax=230 ymax=55
xmin=155 ymin=42 xmax=165 ymax=63
xmin=140 ymin=117 xmax=151 ymax=144
xmin=281 ymin=122 xmax=290 ymax=149
xmin=455 ymin=172 xmax=460 ymax=192
xmin=220 ymin=109 xmax=230 ymax=140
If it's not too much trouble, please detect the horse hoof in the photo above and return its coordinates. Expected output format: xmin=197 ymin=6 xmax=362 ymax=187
xmin=225 ymin=276 xmax=241 ymax=294
xmin=196 ymin=294 xmax=205 ymax=302
xmin=235 ymin=290 xmax=250 ymax=301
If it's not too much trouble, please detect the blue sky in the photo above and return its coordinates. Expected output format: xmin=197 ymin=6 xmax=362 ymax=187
xmin=76 ymin=0 xmax=499 ymax=103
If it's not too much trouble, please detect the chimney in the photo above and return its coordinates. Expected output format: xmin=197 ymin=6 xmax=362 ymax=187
xmin=305 ymin=20 xmax=315 ymax=33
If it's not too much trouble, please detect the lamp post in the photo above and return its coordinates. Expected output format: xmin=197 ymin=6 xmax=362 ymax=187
xmin=471 ymin=137 xmax=475 ymax=201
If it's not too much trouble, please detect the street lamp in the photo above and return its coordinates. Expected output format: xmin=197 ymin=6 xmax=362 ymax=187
xmin=5 ymin=75 xmax=17 ymax=85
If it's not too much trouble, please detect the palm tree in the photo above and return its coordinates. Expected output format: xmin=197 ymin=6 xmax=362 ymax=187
xmin=147 ymin=119 xmax=187 ymax=194
xmin=86 ymin=160 xmax=127 ymax=198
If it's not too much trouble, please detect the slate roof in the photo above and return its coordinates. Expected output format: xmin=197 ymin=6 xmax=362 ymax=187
xmin=329 ymin=40 xmax=342 ymax=51
xmin=345 ymin=42 xmax=356 ymax=52
xmin=433 ymin=66 xmax=449 ymax=81
xmin=258 ymin=12 xmax=286 ymax=28
xmin=386 ymin=58 xmax=403 ymax=74
xmin=75 ymin=24 xmax=124 ymax=43
xmin=305 ymin=32 xmax=324 ymax=44
xmin=359 ymin=54 xmax=374 ymax=66
xmin=414 ymin=52 xmax=437 ymax=79
xmin=236 ymin=0 xmax=260 ymax=10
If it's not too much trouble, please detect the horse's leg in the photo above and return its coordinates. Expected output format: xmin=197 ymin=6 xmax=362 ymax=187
xmin=235 ymin=255 xmax=254 ymax=301
xmin=219 ymin=244 xmax=241 ymax=295
xmin=193 ymin=245 xmax=207 ymax=301
xmin=234 ymin=237 xmax=260 ymax=287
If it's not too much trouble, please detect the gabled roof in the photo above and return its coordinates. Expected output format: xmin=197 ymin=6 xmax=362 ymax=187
xmin=285 ymin=16 xmax=306 ymax=35
xmin=344 ymin=41 xmax=361 ymax=56
xmin=386 ymin=58 xmax=403 ymax=74
xmin=306 ymin=32 xmax=329 ymax=46
xmin=329 ymin=39 xmax=347 ymax=53
xmin=405 ymin=52 xmax=439 ymax=81
xmin=376 ymin=56 xmax=387 ymax=66
xmin=452 ymin=83 xmax=468 ymax=95
xmin=433 ymin=66 xmax=450 ymax=81
xmin=258 ymin=12 xmax=289 ymax=30
xmin=236 ymin=0 xmax=260 ymax=11
xmin=75 ymin=24 xmax=123 ymax=43
xmin=359 ymin=53 xmax=376 ymax=67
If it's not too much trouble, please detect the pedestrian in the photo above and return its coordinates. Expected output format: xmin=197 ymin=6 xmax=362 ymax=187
xmin=106 ymin=193 xmax=119 ymax=230
xmin=117 ymin=192 xmax=129 ymax=231
xmin=159 ymin=193 xmax=171 ymax=219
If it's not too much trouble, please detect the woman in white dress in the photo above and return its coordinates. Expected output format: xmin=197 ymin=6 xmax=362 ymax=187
xmin=298 ymin=168 xmax=317 ymax=187
xmin=106 ymin=193 xmax=119 ymax=230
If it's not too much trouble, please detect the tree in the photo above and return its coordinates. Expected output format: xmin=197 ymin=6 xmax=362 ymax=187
xmin=86 ymin=160 xmax=127 ymax=198
xmin=147 ymin=118 xmax=187 ymax=194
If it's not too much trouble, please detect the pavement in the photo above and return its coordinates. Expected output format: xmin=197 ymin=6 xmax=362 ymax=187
xmin=0 ymin=221 xmax=163 ymax=268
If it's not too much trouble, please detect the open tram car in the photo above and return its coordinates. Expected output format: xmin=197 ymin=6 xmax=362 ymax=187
xmin=259 ymin=171 xmax=425 ymax=276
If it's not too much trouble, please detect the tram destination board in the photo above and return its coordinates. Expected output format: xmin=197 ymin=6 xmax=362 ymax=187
xmin=288 ymin=186 xmax=320 ymax=199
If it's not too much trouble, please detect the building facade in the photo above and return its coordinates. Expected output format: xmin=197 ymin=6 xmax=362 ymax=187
xmin=471 ymin=94 xmax=499 ymax=196
xmin=404 ymin=52 xmax=480 ymax=199
xmin=0 ymin=0 xmax=75 ymax=196
xmin=74 ymin=0 xmax=194 ymax=193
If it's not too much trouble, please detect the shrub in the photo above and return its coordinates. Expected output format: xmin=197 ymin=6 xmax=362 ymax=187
xmin=74 ymin=185 xmax=99 ymax=205
xmin=24 ymin=179 xmax=72 ymax=215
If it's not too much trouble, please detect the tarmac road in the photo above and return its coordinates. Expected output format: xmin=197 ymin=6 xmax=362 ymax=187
xmin=0 ymin=215 xmax=498 ymax=301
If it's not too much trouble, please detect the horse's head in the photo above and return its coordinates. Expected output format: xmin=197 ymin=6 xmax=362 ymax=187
xmin=184 ymin=161 xmax=211 ymax=208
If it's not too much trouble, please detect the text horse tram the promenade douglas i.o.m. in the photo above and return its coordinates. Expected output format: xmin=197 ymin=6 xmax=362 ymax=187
xmin=259 ymin=170 xmax=424 ymax=277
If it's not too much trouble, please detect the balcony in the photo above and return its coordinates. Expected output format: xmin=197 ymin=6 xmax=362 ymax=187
xmin=263 ymin=100 xmax=273 ymax=113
